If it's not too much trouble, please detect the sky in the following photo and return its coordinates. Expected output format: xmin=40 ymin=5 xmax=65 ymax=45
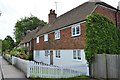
xmin=0 ymin=0 xmax=119 ymax=40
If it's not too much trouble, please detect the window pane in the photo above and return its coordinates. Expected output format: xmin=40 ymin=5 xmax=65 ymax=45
xmin=36 ymin=37 xmax=39 ymax=43
xmin=58 ymin=50 xmax=60 ymax=58
xmin=56 ymin=50 xmax=60 ymax=58
xmin=73 ymin=50 xmax=76 ymax=59
xmin=72 ymin=27 xmax=75 ymax=35
xmin=77 ymin=50 xmax=81 ymax=60
xmin=55 ymin=30 xmax=60 ymax=39
xmin=44 ymin=34 xmax=48 ymax=41
xmin=76 ymin=26 xmax=80 ymax=34
xmin=56 ymin=50 xmax=58 ymax=57
xmin=45 ymin=50 xmax=49 ymax=57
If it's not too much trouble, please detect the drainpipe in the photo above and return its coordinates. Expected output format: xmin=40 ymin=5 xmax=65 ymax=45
xmin=115 ymin=8 xmax=118 ymax=28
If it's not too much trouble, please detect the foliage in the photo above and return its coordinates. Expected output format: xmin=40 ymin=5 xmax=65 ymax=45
xmin=28 ymin=53 xmax=33 ymax=60
xmin=10 ymin=48 xmax=20 ymax=56
xmin=14 ymin=15 xmax=47 ymax=44
xmin=85 ymin=13 xmax=120 ymax=62
xmin=2 ymin=35 xmax=15 ymax=52
xmin=17 ymin=52 xmax=28 ymax=60
xmin=10 ymin=47 xmax=29 ymax=60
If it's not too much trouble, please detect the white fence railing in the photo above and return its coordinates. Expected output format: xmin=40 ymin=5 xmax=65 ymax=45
xmin=5 ymin=55 xmax=88 ymax=78
xmin=27 ymin=62 xmax=87 ymax=78
xmin=3 ymin=54 xmax=12 ymax=64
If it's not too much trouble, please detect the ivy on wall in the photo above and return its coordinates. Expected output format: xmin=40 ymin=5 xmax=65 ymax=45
xmin=85 ymin=13 xmax=120 ymax=62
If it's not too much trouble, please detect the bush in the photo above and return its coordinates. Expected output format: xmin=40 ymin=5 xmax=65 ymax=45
xmin=28 ymin=53 xmax=33 ymax=60
xmin=17 ymin=52 xmax=28 ymax=60
xmin=85 ymin=13 xmax=120 ymax=62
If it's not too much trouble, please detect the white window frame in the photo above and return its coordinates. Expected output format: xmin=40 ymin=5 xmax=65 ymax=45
xmin=71 ymin=23 xmax=81 ymax=37
xmin=27 ymin=43 xmax=29 ymax=47
xmin=56 ymin=50 xmax=61 ymax=58
xmin=73 ymin=50 xmax=81 ymax=60
xmin=55 ymin=30 xmax=60 ymax=40
xmin=36 ymin=36 xmax=39 ymax=43
xmin=24 ymin=43 xmax=25 ymax=47
xmin=36 ymin=51 xmax=39 ymax=58
xmin=45 ymin=50 xmax=49 ymax=57
xmin=44 ymin=34 xmax=48 ymax=41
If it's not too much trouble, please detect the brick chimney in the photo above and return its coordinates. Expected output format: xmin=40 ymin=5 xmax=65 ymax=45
xmin=48 ymin=9 xmax=57 ymax=24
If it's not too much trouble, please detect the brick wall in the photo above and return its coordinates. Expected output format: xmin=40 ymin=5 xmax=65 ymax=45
xmin=33 ymin=5 xmax=120 ymax=50
xmin=33 ymin=23 xmax=86 ymax=50
xmin=94 ymin=5 xmax=120 ymax=28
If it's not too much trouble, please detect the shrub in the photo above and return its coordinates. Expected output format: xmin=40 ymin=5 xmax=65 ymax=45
xmin=85 ymin=13 xmax=120 ymax=62
xmin=17 ymin=52 xmax=28 ymax=60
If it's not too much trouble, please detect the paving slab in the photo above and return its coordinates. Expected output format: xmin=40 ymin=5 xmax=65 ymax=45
xmin=0 ymin=56 xmax=26 ymax=79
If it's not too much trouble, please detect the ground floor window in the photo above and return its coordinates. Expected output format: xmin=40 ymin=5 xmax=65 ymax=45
xmin=56 ymin=50 xmax=60 ymax=58
xmin=36 ymin=51 xmax=39 ymax=58
xmin=45 ymin=50 xmax=49 ymax=57
xmin=73 ymin=50 xmax=81 ymax=60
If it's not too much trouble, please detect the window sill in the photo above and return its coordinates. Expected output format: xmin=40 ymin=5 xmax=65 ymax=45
xmin=72 ymin=34 xmax=80 ymax=37
xmin=73 ymin=59 xmax=82 ymax=62
xmin=55 ymin=38 xmax=60 ymax=40
xmin=56 ymin=57 xmax=61 ymax=59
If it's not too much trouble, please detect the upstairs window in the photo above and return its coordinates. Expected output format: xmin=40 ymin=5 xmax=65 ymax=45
xmin=44 ymin=34 xmax=48 ymax=41
xmin=73 ymin=50 xmax=81 ymax=60
xmin=27 ymin=43 xmax=29 ymax=47
xmin=55 ymin=30 xmax=60 ymax=40
xmin=72 ymin=23 xmax=81 ymax=36
xmin=36 ymin=36 xmax=39 ymax=43
xmin=56 ymin=50 xmax=60 ymax=58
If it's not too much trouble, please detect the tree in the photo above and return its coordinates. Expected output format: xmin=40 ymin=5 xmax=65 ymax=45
xmin=14 ymin=15 xmax=47 ymax=44
xmin=85 ymin=13 xmax=120 ymax=62
xmin=2 ymin=35 xmax=14 ymax=52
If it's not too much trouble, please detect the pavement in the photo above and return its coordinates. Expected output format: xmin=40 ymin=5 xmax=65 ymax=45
xmin=0 ymin=56 xmax=26 ymax=79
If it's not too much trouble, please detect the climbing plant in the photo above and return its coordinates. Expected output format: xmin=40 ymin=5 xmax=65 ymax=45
xmin=85 ymin=13 xmax=120 ymax=62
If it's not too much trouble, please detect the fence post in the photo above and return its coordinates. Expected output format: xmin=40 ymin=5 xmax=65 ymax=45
xmin=12 ymin=56 xmax=14 ymax=65
xmin=27 ymin=61 xmax=30 ymax=78
xmin=60 ymin=65 xmax=63 ymax=78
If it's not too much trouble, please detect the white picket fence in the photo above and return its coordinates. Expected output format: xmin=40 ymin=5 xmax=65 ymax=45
xmin=27 ymin=62 xmax=87 ymax=78
xmin=5 ymin=55 xmax=88 ymax=78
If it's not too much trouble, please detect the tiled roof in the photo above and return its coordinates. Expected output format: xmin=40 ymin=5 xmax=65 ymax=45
xmin=35 ymin=2 xmax=97 ymax=37
xmin=20 ymin=28 xmax=39 ymax=44
xmin=20 ymin=1 xmax=117 ymax=44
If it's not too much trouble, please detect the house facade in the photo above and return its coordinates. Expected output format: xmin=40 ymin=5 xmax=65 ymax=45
xmin=33 ymin=1 xmax=120 ymax=66
xmin=19 ymin=0 xmax=120 ymax=75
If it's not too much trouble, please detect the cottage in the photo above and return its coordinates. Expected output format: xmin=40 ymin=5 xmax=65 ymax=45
xmin=19 ymin=0 xmax=120 ymax=74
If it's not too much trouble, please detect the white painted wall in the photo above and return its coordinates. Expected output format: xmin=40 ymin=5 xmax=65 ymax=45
xmin=34 ymin=50 xmax=50 ymax=64
xmin=53 ymin=49 xmax=87 ymax=66
xmin=34 ymin=49 xmax=87 ymax=66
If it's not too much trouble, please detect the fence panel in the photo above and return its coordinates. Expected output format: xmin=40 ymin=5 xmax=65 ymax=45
xmin=10 ymin=56 xmax=86 ymax=78
xmin=29 ymin=62 xmax=85 ymax=78
xmin=91 ymin=54 xmax=120 ymax=79
xmin=107 ymin=55 xmax=118 ymax=78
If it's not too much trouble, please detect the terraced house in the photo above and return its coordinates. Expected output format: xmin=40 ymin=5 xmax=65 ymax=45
xmin=19 ymin=0 xmax=120 ymax=74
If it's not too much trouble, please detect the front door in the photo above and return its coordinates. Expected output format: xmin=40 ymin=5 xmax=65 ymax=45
xmin=50 ymin=50 xmax=53 ymax=65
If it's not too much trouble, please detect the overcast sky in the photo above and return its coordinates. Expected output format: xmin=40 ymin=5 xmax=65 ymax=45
xmin=0 ymin=0 xmax=119 ymax=40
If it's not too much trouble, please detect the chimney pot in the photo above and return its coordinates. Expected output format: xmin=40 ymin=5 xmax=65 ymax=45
xmin=48 ymin=9 xmax=57 ymax=24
